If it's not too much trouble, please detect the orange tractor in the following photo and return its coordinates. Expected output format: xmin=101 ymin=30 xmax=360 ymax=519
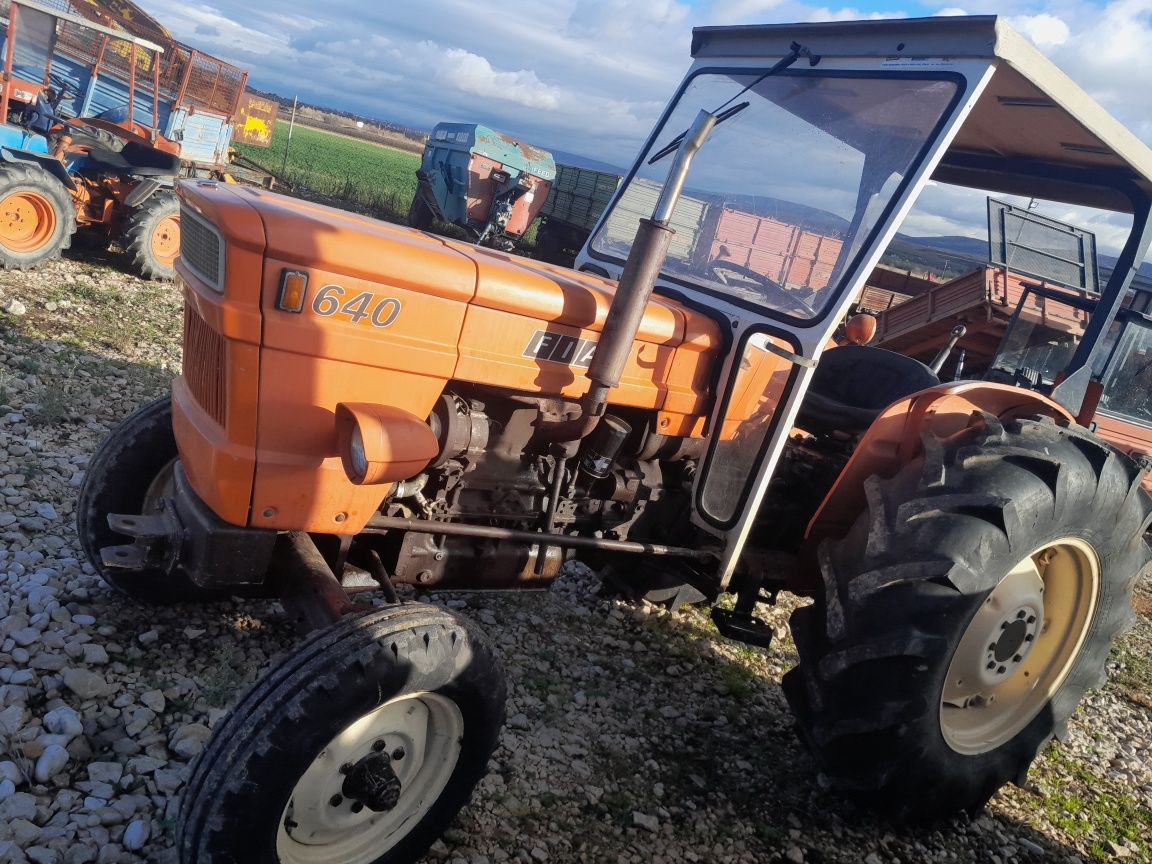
xmin=0 ymin=0 xmax=182 ymax=277
xmin=79 ymin=16 xmax=1152 ymax=863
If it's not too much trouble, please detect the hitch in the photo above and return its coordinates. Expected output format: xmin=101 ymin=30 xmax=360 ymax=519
xmin=101 ymin=504 xmax=181 ymax=572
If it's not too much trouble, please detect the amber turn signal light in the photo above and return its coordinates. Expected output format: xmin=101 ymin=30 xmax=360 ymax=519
xmin=335 ymin=403 xmax=440 ymax=485
xmin=277 ymin=269 xmax=309 ymax=312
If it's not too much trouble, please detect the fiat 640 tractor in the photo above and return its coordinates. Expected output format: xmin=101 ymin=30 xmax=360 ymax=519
xmin=79 ymin=15 xmax=1152 ymax=863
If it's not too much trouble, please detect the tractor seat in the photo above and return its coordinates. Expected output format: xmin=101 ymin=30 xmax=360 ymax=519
xmin=83 ymin=141 xmax=180 ymax=178
xmin=796 ymin=345 xmax=940 ymax=435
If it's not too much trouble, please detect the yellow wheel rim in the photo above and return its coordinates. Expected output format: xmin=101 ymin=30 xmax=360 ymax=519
xmin=940 ymin=537 xmax=1100 ymax=755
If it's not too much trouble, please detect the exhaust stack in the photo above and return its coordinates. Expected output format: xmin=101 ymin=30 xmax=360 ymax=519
xmin=540 ymin=109 xmax=717 ymax=443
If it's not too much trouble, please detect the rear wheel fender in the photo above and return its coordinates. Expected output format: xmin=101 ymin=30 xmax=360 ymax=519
xmin=804 ymin=382 xmax=1074 ymax=553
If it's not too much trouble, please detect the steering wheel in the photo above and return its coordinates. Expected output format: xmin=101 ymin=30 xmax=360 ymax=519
xmin=46 ymin=74 xmax=72 ymax=106
xmin=705 ymin=260 xmax=812 ymax=316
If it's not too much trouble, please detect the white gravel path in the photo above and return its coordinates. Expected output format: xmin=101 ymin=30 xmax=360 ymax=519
xmin=0 ymin=258 xmax=1149 ymax=864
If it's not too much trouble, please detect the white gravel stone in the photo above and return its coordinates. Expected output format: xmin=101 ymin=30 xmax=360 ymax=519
xmin=170 ymin=722 xmax=211 ymax=759
xmin=632 ymin=812 xmax=659 ymax=832
xmin=33 ymin=745 xmax=69 ymax=782
xmin=80 ymin=645 xmax=108 ymax=665
xmin=122 ymin=819 xmax=149 ymax=851
xmin=0 ymin=761 xmax=22 ymax=786
xmin=43 ymin=706 xmax=83 ymax=738
xmin=139 ymin=690 xmax=165 ymax=713
xmin=86 ymin=763 xmax=123 ymax=785
xmin=61 ymin=669 xmax=110 ymax=700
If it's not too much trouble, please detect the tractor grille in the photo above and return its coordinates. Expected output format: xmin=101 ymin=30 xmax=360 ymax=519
xmin=183 ymin=305 xmax=227 ymax=427
xmin=180 ymin=206 xmax=224 ymax=291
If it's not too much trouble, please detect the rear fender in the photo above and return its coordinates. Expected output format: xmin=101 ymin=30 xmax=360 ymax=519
xmin=801 ymin=381 xmax=1073 ymax=560
xmin=0 ymin=147 xmax=76 ymax=191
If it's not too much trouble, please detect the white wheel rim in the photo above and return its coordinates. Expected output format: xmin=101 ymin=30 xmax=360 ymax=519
xmin=276 ymin=692 xmax=464 ymax=864
xmin=940 ymin=537 xmax=1100 ymax=755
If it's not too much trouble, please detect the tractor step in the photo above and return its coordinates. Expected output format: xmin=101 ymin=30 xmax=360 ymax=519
xmin=710 ymin=607 xmax=775 ymax=648
xmin=601 ymin=558 xmax=712 ymax=612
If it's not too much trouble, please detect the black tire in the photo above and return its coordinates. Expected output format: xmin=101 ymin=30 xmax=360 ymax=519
xmin=783 ymin=414 xmax=1151 ymax=819
xmin=178 ymin=604 xmax=506 ymax=864
xmin=76 ymin=395 xmax=223 ymax=604
xmin=123 ymin=190 xmax=180 ymax=280
xmin=0 ymin=161 xmax=76 ymax=270
xmin=407 ymin=193 xmax=434 ymax=231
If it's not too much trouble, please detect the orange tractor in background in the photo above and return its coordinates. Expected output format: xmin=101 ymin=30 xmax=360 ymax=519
xmin=0 ymin=0 xmax=273 ymax=278
xmin=79 ymin=16 xmax=1152 ymax=864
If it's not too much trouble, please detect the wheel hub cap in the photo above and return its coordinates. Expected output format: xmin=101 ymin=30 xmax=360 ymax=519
xmin=341 ymin=751 xmax=402 ymax=812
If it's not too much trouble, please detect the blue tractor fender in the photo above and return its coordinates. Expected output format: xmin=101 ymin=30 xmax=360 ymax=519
xmin=0 ymin=147 xmax=77 ymax=191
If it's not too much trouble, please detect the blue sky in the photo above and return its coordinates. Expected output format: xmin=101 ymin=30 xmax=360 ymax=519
xmin=140 ymin=0 xmax=1152 ymax=256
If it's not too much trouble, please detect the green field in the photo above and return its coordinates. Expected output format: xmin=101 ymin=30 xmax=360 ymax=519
xmin=233 ymin=123 xmax=420 ymax=223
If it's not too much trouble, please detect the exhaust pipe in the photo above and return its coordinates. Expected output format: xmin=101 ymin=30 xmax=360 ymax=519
xmin=540 ymin=109 xmax=717 ymax=443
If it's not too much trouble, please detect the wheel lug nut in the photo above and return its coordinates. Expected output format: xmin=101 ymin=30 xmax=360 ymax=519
xmin=1000 ymin=622 xmax=1008 ymax=630
xmin=371 ymin=740 xmax=386 ymax=752
xmin=340 ymin=762 xmax=353 ymax=775
xmin=988 ymin=643 xmax=997 ymax=651
xmin=1027 ymin=615 xmax=1036 ymax=624
xmin=997 ymin=665 xmax=1006 ymax=674
xmin=329 ymin=794 xmax=343 ymax=807
xmin=351 ymin=801 xmax=364 ymax=814
xmin=986 ymin=661 xmax=996 ymax=670
xmin=1013 ymin=654 xmax=1022 ymax=662
xmin=1025 ymin=634 xmax=1034 ymax=642
xmin=1016 ymin=610 xmax=1026 ymax=619
xmin=391 ymin=747 xmax=406 ymax=761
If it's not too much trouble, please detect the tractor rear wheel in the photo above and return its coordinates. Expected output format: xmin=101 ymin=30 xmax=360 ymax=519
xmin=783 ymin=414 xmax=1151 ymax=819
xmin=178 ymin=604 xmax=506 ymax=864
xmin=76 ymin=395 xmax=223 ymax=604
xmin=0 ymin=162 xmax=75 ymax=270
xmin=124 ymin=190 xmax=180 ymax=280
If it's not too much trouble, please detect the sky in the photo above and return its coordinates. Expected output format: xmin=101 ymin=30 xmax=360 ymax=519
xmin=140 ymin=0 xmax=1152 ymax=259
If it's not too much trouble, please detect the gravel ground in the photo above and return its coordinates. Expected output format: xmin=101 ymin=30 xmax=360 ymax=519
xmin=0 ymin=255 xmax=1150 ymax=864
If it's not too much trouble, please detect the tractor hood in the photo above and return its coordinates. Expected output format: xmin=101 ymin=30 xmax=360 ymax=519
xmin=177 ymin=180 xmax=727 ymax=431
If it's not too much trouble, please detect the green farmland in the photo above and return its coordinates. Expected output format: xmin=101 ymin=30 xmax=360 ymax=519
xmin=233 ymin=123 xmax=421 ymax=222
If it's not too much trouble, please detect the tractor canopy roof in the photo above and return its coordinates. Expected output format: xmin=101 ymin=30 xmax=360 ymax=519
xmin=691 ymin=16 xmax=1152 ymax=213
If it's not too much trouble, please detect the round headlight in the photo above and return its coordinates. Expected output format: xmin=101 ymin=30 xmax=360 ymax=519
xmin=349 ymin=424 xmax=369 ymax=480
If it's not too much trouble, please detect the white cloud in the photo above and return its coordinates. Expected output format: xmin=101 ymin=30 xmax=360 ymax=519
xmin=708 ymin=0 xmax=788 ymax=22
xmin=1008 ymin=13 xmax=1070 ymax=47
xmin=420 ymin=45 xmax=565 ymax=111
xmin=807 ymin=7 xmax=908 ymax=21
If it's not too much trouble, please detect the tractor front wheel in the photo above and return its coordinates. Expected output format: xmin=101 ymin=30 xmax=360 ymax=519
xmin=76 ymin=395 xmax=223 ymax=604
xmin=177 ymin=604 xmax=506 ymax=864
xmin=124 ymin=191 xmax=180 ymax=280
xmin=783 ymin=415 xmax=1151 ymax=819
xmin=0 ymin=162 xmax=75 ymax=270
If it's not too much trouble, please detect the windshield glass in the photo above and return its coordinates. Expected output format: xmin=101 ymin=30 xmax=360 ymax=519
xmin=987 ymin=290 xmax=1092 ymax=390
xmin=589 ymin=70 xmax=960 ymax=320
xmin=1095 ymin=311 xmax=1152 ymax=426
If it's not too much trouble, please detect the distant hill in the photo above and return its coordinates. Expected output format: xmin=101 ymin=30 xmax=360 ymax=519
xmin=885 ymin=232 xmax=1152 ymax=284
